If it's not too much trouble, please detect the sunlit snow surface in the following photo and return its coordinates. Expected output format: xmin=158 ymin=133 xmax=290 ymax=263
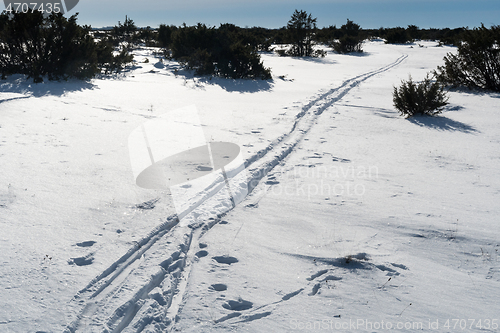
xmin=1 ymin=41 xmax=499 ymax=332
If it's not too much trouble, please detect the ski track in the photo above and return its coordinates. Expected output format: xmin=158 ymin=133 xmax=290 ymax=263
xmin=65 ymin=54 xmax=408 ymax=332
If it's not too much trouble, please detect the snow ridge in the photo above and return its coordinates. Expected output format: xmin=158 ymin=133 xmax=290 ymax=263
xmin=65 ymin=54 xmax=407 ymax=332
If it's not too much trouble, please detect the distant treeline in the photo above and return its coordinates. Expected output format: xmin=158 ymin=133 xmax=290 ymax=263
xmin=140 ymin=24 xmax=469 ymax=50
xmin=0 ymin=9 xmax=497 ymax=86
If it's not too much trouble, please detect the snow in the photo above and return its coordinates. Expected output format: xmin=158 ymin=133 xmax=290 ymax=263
xmin=1 ymin=40 xmax=499 ymax=332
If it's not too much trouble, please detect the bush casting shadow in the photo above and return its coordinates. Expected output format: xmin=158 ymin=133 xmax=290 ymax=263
xmin=435 ymin=24 xmax=500 ymax=92
xmin=0 ymin=12 xmax=133 ymax=83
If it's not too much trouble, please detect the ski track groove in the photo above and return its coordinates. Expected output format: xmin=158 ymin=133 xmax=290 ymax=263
xmin=65 ymin=54 xmax=407 ymax=332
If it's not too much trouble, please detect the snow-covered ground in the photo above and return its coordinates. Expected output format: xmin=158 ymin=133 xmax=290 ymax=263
xmin=1 ymin=40 xmax=499 ymax=332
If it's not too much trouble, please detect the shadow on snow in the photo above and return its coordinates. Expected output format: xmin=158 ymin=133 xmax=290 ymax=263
xmin=197 ymin=76 xmax=274 ymax=93
xmin=408 ymin=115 xmax=478 ymax=133
xmin=0 ymin=75 xmax=96 ymax=99
xmin=172 ymin=67 xmax=274 ymax=93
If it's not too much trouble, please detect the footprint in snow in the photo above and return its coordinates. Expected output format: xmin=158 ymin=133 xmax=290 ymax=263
xmin=307 ymin=271 xmax=342 ymax=296
xmin=332 ymin=157 xmax=351 ymax=163
xmin=195 ymin=250 xmax=208 ymax=258
xmin=68 ymin=253 xmax=94 ymax=266
xmin=196 ymin=166 xmax=213 ymax=172
xmin=222 ymin=298 xmax=253 ymax=311
xmin=236 ymin=311 xmax=272 ymax=323
xmin=307 ymin=269 xmax=329 ymax=281
xmin=76 ymin=241 xmax=96 ymax=247
xmin=209 ymin=283 xmax=228 ymax=292
xmin=266 ymin=174 xmax=279 ymax=185
xmin=212 ymin=256 xmax=239 ymax=265
xmin=214 ymin=312 xmax=241 ymax=323
xmin=136 ymin=197 xmax=160 ymax=209
xmin=281 ymin=288 xmax=304 ymax=301
xmin=391 ymin=263 xmax=408 ymax=270
xmin=376 ymin=264 xmax=400 ymax=276
xmin=322 ymin=275 xmax=342 ymax=282
xmin=309 ymin=283 xmax=321 ymax=296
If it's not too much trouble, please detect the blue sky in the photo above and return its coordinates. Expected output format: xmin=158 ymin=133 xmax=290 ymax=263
xmin=70 ymin=0 xmax=498 ymax=29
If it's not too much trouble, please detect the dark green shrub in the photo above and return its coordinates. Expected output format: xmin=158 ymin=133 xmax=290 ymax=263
xmin=315 ymin=25 xmax=342 ymax=45
xmin=435 ymin=24 xmax=500 ymax=92
xmin=111 ymin=15 xmax=137 ymax=48
xmin=157 ymin=24 xmax=178 ymax=49
xmin=283 ymin=10 xmax=321 ymax=57
xmin=406 ymin=25 xmax=421 ymax=41
xmin=385 ymin=27 xmax=411 ymax=44
xmin=0 ymin=11 xmax=133 ymax=81
xmin=137 ymin=26 xmax=156 ymax=47
xmin=170 ymin=23 xmax=271 ymax=79
xmin=272 ymin=27 xmax=289 ymax=45
xmin=331 ymin=19 xmax=364 ymax=53
xmin=393 ymin=74 xmax=449 ymax=117
xmin=438 ymin=28 xmax=466 ymax=46
xmin=92 ymin=37 xmax=133 ymax=74
xmin=332 ymin=35 xmax=363 ymax=53
xmin=276 ymin=49 xmax=287 ymax=57
xmin=237 ymin=27 xmax=274 ymax=52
